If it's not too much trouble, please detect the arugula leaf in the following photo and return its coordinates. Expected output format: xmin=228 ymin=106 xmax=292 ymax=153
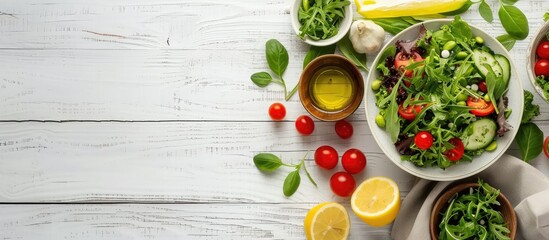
xmin=479 ymin=0 xmax=494 ymax=23
xmin=384 ymin=80 xmax=402 ymax=143
xmin=496 ymin=34 xmax=516 ymax=51
xmin=283 ymin=170 xmax=301 ymax=197
xmin=515 ymin=123 xmax=543 ymax=162
xmin=250 ymin=72 xmax=273 ymax=87
xmin=498 ymin=4 xmax=529 ymax=40
xmin=337 ymin=34 xmax=368 ymax=71
xmin=371 ymin=18 xmax=413 ymax=35
xmin=265 ymin=39 xmax=289 ymax=77
xmin=303 ymin=44 xmax=336 ymax=69
xmin=253 ymin=153 xmax=283 ymax=171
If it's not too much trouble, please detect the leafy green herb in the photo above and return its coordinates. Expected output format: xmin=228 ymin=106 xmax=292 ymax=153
xmin=544 ymin=12 xmax=549 ymax=21
xmin=515 ymin=122 xmax=543 ymax=162
xmin=371 ymin=18 xmax=414 ymax=35
xmin=498 ymin=4 xmax=529 ymax=40
xmin=500 ymin=0 xmax=518 ymax=5
xmin=485 ymin=67 xmax=506 ymax=113
xmin=442 ymin=0 xmax=474 ymax=15
xmin=522 ymin=90 xmax=540 ymax=123
xmin=496 ymin=34 xmax=516 ymax=51
xmin=337 ymin=34 xmax=368 ymax=71
xmin=479 ymin=0 xmax=494 ymax=23
xmin=376 ymin=45 xmax=396 ymax=67
xmin=250 ymin=39 xmax=298 ymax=101
xmin=383 ymin=79 xmax=402 ymax=143
xmin=298 ymin=0 xmax=350 ymax=40
xmin=252 ymin=152 xmax=316 ymax=197
xmin=303 ymin=44 xmax=336 ymax=69
xmin=438 ymin=179 xmax=511 ymax=239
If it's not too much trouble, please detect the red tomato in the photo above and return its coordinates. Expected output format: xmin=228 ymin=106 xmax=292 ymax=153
xmin=295 ymin=115 xmax=315 ymax=135
xmin=394 ymin=52 xmax=424 ymax=78
xmin=314 ymin=146 xmax=338 ymax=170
xmin=537 ymin=41 xmax=549 ymax=60
xmin=444 ymin=138 xmax=464 ymax=162
xmin=544 ymin=136 xmax=549 ymax=159
xmin=268 ymin=102 xmax=286 ymax=121
xmin=335 ymin=120 xmax=353 ymax=139
xmin=398 ymin=103 xmax=423 ymax=121
xmin=414 ymin=131 xmax=434 ymax=150
xmin=478 ymin=81 xmax=487 ymax=93
xmin=330 ymin=172 xmax=356 ymax=197
xmin=341 ymin=149 xmax=366 ymax=174
xmin=535 ymin=59 xmax=549 ymax=77
xmin=467 ymin=96 xmax=495 ymax=117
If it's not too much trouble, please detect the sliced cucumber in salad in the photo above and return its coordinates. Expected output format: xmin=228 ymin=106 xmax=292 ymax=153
xmin=461 ymin=118 xmax=497 ymax=151
xmin=494 ymin=54 xmax=511 ymax=86
xmin=472 ymin=49 xmax=503 ymax=79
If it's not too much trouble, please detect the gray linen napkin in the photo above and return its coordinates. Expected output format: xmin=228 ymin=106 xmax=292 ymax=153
xmin=391 ymin=154 xmax=549 ymax=240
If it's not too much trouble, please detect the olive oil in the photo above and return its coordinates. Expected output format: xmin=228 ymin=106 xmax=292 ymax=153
xmin=309 ymin=66 xmax=356 ymax=111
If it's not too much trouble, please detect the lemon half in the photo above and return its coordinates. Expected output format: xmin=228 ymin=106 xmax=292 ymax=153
xmin=351 ymin=176 xmax=400 ymax=227
xmin=304 ymin=202 xmax=350 ymax=240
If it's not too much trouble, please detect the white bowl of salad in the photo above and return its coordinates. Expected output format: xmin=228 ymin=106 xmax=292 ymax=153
xmin=365 ymin=17 xmax=523 ymax=181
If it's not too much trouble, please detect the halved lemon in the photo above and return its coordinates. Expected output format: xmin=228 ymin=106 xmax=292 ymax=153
xmin=351 ymin=176 xmax=400 ymax=227
xmin=303 ymin=202 xmax=350 ymax=240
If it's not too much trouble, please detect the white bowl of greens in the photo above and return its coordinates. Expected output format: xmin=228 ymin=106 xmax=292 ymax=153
xmin=365 ymin=18 xmax=523 ymax=181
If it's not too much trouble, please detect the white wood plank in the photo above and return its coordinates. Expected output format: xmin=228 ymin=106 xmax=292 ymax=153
xmin=0 ymin=203 xmax=393 ymax=239
xmin=0 ymin=121 xmax=417 ymax=202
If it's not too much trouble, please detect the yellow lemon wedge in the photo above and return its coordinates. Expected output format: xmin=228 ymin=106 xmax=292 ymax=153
xmin=351 ymin=176 xmax=400 ymax=227
xmin=304 ymin=202 xmax=350 ymax=240
xmin=354 ymin=0 xmax=468 ymax=18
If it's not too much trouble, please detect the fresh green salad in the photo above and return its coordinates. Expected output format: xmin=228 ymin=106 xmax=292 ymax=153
xmin=438 ymin=180 xmax=511 ymax=239
xmin=373 ymin=17 xmax=512 ymax=169
xmin=298 ymin=0 xmax=350 ymax=40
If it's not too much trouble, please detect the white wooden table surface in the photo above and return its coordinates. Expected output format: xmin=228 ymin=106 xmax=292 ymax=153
xmin=0 ymin=0 xmax=548 ymax=239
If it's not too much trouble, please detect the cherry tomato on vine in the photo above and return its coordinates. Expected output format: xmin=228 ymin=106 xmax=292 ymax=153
xmin=444 ymin=138 xmax=464 ymax=162
xmin=295 ymin=115 xmax=315 ymax=135
xmin=414 ymin=131 xmax=434 ymax=150
xmin=394 ymin=52 xmax=424 ymax=78
xmin=398 ymin=103 xmax=423 ymax=121
xmin=467 ymin=96 xmax=495 ymax=117
xmin=335 ymin=120 xmax=353 ymax=139
xmin=268 ymin=102 xmax=286 ymax=121
xmin=341 ymin=149 xmax=366 ymax=174
xmin=478 ymin=81 xmax=487 ymax=93
xmin=330 ymin=172 xmax=356 ymax=197
xmin=535 ymin=59 xmax=549 ymax=77
xmin=543 ymin=136 xmax=549 ymax=159
xmin=537 ymin=41 xmax=549 ymax=60
xmin=314 ymin=145 xmax=338 ymax=170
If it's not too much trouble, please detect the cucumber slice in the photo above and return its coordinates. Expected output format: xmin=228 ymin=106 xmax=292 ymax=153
xmin=472 ymin=49 xmax=503 ymax=79
xmin=461 ymin=118 xmax=497 ymax=151
xmin=494 ymin=54 xmax=511 ymax=86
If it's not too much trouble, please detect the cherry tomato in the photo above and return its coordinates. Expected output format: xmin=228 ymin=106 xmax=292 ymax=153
xmin=535 ymin=59 xmax=549 ymax=77
xmin=467 ymin=96 xmax=495 ymax=117
xmin=398 ymin=103 xmax=423 ymax=121
xmin=268 ymin=102 xmax=286 ymax=121
xmin=444 ymin=138 xmax=464 ymax=162
xmin=295 ymin=115 xmax=315 ymax=135
xmin=478 ymin=81 xmax=487 ymax=93
xmin=394 ymin=52 xmax=424 ymax=78
xmin=335 ymin=120 xmax=353 ymax=139
xmin=537 ymin=41 xmax=549 ymax=60
xmin=314 ymin=145 xmax=338 ymax=170
xmin=341 ymin=148 xmax=366 ymax=174
xmin=544 ymin=136 xmax=549 ymax=159
xmin=414 ymin=131 xmax=434 ymax=150
xmin=330 ymin=172 xmax=356 ymax=197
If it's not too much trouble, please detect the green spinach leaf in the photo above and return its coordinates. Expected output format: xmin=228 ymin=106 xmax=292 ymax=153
xmin=265 ymin=39 xmax=289 ymax=77
xmin=496 ymin=34 xmax=516 ymax=51
xmin=515 ymin=122 xmax=543 ymax=162
xmin=250 ymin=72 xmax=273 ymax=87
xmin=371 ymin=18 xmax=413 ymax=35
xmin=479 ymin=1 xmax=494 ymax=23
xmin=303 ymin=44 xmax=336 ymax=69
xmin=498 ymin=5 xmax=529 ymax=40
xmin=283 ymin=170 xmax=301 ymax=196
xmin=337 ymin=35 xmax=368 ymax=71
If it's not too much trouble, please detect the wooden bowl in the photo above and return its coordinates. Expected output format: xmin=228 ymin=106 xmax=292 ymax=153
xmin=298 ymin=54 xmax=364 ymax=121
xmin=430 ymin=182 xmax=517 ymax=240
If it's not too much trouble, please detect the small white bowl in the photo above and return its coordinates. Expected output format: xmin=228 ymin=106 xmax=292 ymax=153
xmin=290 ymin=0 xmax=353 ymax=46
xmin=526 ymin=21 xmax=549 ymax=102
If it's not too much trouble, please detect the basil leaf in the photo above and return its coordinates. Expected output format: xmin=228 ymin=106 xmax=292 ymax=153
xmin=250 ymin=72 xmax=273 ymax=87
xmin=371 ymin=18 xmax=413 ymax=35
xmin=496 ymin=34 xmax=516 ymax=51
xmin=283 ymin=170 xmax=301 ymax=196
xmin=253 ymin=153 xmax=283 ymax=171
xmin=337 ymin=34 xmax=368 ymax=71
xmin=479 ymin=1 xmax=493 ymax=23
xmin=501 ymin=0 xmax=518 ymax=5
xmin=265 ymin=39 xmax=289 ymax=77
xmin=498 ymin=5 xmax=529 ymax=40
xmin=515 ymin=123 xmax=543 ymax=162
xmin=303 ymin=44 xmax=336 ymax=69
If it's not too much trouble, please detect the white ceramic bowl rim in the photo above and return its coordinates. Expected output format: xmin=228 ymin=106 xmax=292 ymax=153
xmin=526 ymin=21 xmax=549 ymax=102
xmin=365 ymin=19 xmax=524 ymax=181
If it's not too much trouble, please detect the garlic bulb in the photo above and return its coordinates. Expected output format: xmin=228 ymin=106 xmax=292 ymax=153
xmin=349 ymin=20 xmax=385 ymax=54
